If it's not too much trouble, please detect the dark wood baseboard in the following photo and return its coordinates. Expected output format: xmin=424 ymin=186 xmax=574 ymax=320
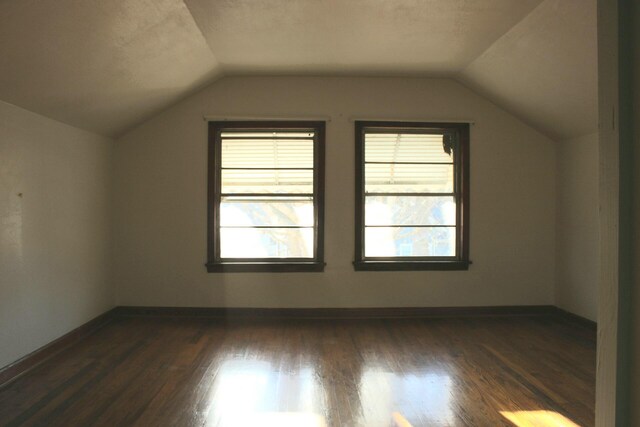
xmin=553 ymin=307 xmax=597 ymax=331
xmin=0 ymin=308 xmax=116 ymax=387
xmin=112 ymin=305 xmax=559 ymax=320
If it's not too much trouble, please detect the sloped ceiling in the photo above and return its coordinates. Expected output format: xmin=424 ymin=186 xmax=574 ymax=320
xmin=458 ymin=0 xmax=598 ymax=140
xmin=0 ymin=0 xmax=596 ymax=140
xmin=183 ymin=0 xmax=542 ymax=75
xmin=0 ymin=0 xmax=221 ymax=137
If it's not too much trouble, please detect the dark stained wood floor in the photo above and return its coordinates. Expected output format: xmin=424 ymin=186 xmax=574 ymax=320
xmin=0 ymin=315 xmax=595 ymax=427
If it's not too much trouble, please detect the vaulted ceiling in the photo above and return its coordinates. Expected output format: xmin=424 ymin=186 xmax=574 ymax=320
xmin=0 ymin=0 xmax=596 ymax=140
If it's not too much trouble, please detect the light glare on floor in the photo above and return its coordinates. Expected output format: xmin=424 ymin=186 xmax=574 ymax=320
xmin=500 ymin=410 xmax=581 ymax=427
xmin=221 ymin=412 xmax=327 ymax=427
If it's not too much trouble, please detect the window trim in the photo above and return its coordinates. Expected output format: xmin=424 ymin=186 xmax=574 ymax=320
xmin=206 ymin=121 xmax=325 ymax=273
xmin=353 ymin=121 xmax=470 ymax=271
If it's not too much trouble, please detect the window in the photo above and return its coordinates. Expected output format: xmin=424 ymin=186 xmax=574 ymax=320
xmin=206 ymin=121 xmax=325 ymax=272
xmin=354 ymin=121 xmax=470 ymax=271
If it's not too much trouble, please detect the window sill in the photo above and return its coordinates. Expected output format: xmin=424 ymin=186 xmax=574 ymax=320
xmin=353 ymin=260 xmax=470 ymax=271
xmin=206 ymin=261 xmax=325 ymax=273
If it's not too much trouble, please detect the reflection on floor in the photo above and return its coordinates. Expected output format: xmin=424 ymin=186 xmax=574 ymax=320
xmin=501 ymin=410 xmax=581 ymax=427
xmin=0 ymin=315 xmax=595 ymax=426
xmin=220 ymin=412 xmax=327 ymax=427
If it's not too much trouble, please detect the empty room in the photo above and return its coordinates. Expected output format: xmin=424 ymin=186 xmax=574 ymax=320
xmin=1 ymin=0 xmax=639 ymax=426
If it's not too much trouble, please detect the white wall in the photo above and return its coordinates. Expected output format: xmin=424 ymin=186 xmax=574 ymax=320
xmin=0 ymin=101 xmax=113 ymax=368
xmin=113 ymin=76 xmax=556 ymax=308
xmin=556 ymin=133 xmax=599 ymax=321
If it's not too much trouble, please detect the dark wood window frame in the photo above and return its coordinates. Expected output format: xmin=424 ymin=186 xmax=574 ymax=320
xmin=206 ymin=121 xmax=325 ymax=273
xmin=353 ymin=121 xmax=470 ymax=271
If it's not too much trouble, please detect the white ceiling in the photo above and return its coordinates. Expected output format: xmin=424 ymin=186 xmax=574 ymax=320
xmin=184 ymin=0 xmax=542 ymax=75
xmin=0 ymin=0 xmax=221 ymax=136
xmin=458 ymin=0 xmax=598 ymax=140
xmin=0 ymin=0 xmax=596 ymax=140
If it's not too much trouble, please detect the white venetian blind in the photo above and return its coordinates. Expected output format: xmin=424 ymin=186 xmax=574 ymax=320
xmin=221 ymin=131 xmax=314 ymax=194
xmin=364 ymin=133 xmax=454 ymax=194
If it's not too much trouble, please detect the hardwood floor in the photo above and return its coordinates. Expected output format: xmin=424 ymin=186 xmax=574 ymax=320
xmin=0 ymin=315 xmax=595 ymax=427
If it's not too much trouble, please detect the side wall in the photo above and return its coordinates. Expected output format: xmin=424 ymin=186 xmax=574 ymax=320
xmin=556 ymin=133 xmax=599 ymax=321
xmin=0 ymin=101 xmax=113 ymax=368
xmin=114 ymin=76 xmax=556 ymax=308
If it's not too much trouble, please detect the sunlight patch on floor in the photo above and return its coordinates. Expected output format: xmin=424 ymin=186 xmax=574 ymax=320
xmin=501 ymin=410 xmax=581 ymax=427
xmin=391 ymin=411 xmax=414 ymax=427
xmin=220 ymin=412 xmax=327 ymax=427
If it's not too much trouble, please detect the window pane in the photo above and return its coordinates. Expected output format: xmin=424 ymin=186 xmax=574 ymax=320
xmin=221 ymin=138 xmax=313 ymax=168
xmin=365 ymin=133 xmax=453 ymax=164
xmin=220 ymin=197 xmax=314 ymax=227
xmin=222 ymin=169 xmax=313 ymax=194
xmin=364 ymin=226 xmax=456 ymax=257
xmin=364 ymin=164 xmax=453 ymax=193
xmin=365 ymin=196 xmax=456 ymax=226
xmin=220 ymin=227 xmax=314 ymax=258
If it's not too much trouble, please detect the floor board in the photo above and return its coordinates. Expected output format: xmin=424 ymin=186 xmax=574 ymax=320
xmin=0 ymin=316 xmax=595 ymax=427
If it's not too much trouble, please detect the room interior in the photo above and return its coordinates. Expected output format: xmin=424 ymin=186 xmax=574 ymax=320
xmin=0 ymin=0 xmax=637 ymax=426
